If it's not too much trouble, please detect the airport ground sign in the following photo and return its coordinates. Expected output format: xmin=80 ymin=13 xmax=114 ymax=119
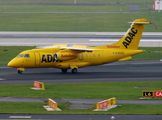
xmin=142 ymin=91 xmax=162 ymax=97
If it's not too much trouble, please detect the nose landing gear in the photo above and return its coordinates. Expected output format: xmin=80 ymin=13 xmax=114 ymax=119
xmin=17 ymin=68 xmax=25 ymax=74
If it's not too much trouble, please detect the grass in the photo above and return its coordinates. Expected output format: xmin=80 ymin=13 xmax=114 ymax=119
xmin=0 ymin=13 xmax=161 ymax=32
xmin=132 ymin=47 xmax=162 ymax=60
xmin=0 ymin=102 xmax=162 ymax=114
xmin=0 ymin=0 xmax=161 ymax=32
xmin=0 ymin=81 xmax=162 ymax=99
xmin=0 ymin=0 xmax=154 ymax=5
xmin=0 ymin=5 xmax=129 ymax=12
xmin=1 ymin=46 xmax=162 ymax=65
xmin=0 ymin=81 xmax=162 ymax=114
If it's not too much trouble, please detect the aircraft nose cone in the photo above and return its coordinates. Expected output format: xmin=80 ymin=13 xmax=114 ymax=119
xmin=7 ymin=58 xmax=21 ymax=68
xmin=7 ymin=60 xmax=15 ymax=67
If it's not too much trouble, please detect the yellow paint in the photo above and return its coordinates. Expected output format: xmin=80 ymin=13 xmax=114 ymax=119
xmin=7 ymin=19 xmax=152 ymax=74
xmin=48 ymin=98 xmax=58 ymax=110
xmin=96 ymin=97 xmax=117 ymax=109
xmin=108 ymin=99 xmax=112 ymax=106
xmin=96 ymin=103 xmax=99 ymax=109
xmin=40 ymin=83 xmax=45 ymax=89
xmin=110 ymin=97 xmax=116 ymax=105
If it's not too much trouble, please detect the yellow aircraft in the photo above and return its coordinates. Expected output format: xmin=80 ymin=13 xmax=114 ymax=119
xmin=8 ymin=19 xmax=151 ymax=74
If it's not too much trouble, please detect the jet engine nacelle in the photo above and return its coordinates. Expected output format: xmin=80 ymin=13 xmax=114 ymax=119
xmin=54 ymin=52 xmax=78 ymax=61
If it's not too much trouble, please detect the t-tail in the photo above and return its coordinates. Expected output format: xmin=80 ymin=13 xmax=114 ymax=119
xmin=107 ymin=19 xmax=152 ymax=50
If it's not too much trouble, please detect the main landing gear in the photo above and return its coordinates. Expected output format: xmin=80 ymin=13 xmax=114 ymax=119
xmin=61 ymin=69 xmax=68 ymax=73
xmin=61 ymin=68 xmax=78 ymax=73
xmin=71 ymin=68 xmax=77 ymax=73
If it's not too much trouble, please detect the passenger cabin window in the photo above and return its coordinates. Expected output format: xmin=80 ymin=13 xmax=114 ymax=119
xmin=98 ymin=54 xmax=100 ymax=57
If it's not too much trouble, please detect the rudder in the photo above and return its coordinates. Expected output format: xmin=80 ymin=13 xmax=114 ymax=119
xmin=108 ymin=19 xmax=152 ymax=50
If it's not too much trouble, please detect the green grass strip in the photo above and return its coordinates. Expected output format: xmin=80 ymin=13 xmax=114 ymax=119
xmin=0 ymin=0 xmax=154 ymax=5
xmin=0 ymin=102 xmax=161 ymax=114
xmin=0 ymin=81 xmax=162 ymax=99
xmin=0 ymin=13 xmax=161 ymax=32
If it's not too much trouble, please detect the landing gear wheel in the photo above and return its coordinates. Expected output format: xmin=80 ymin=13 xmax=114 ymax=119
xmin=18 ymin=70 xmax=23 ymax=74
xmin=71 ymin=68 xmax=78 ymax=73
xmin=61 ymin=69 xmax=68 ymax=73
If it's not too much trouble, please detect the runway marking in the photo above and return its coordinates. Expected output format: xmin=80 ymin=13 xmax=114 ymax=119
xmin=0 ymin=78 xmax=5 ymax=80
xmin=89 ymin=39 xmax=162 ymax=42
xmin=9 ymin=116 xmax=31 ymax=118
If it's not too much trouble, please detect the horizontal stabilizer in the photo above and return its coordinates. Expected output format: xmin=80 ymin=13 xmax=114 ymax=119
xmin=128 ymin=22 xmax=152 ymax=24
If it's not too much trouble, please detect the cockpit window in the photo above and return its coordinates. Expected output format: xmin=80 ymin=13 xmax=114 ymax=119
xmin=24 ymin=54 xmax=30 ymax=58
xmin=16 ymin=54 xmax=24 ymax=58
xmin=16 ymin=54 xmax=30 ymax=58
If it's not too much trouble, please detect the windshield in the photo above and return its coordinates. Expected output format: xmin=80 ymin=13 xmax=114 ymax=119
xmin=24 ymin=54 xmax=30 ymax=58
xmin=16 ymin=54 xmax=30 ymax=58
xmin=16 ymin=54 xmax=24 ymax=58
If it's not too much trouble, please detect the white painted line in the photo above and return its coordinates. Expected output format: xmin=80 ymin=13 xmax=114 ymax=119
xmin=0 ymin=78 xmax=5 ymax=80
xmin=9 ymin=116 xmax=31 ymax=118
xmin=89 ymin=39 xmax=117 ymax=41
xmin=89 ymin=39 xmax=162 ymax=42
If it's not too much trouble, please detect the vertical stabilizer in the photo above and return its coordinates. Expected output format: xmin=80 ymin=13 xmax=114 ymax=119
xmin=107 ymin=19 xmax=152 ymax=50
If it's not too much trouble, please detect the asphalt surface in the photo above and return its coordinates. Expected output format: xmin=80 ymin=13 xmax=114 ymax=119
xmin=1 ymin=59 xmax=162 ymax=85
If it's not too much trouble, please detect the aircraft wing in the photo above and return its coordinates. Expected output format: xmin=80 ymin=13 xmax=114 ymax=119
xmin=37 ymin=44 xmax=94 ymax=52
xmin=60 ymin=47 xmax=93 ymax=52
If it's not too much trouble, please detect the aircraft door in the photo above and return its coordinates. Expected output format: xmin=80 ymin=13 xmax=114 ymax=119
xmin=34 ymin=52 xmax=41 ymax=66
xmin=102 ymin=51 xmax=108 ymax=63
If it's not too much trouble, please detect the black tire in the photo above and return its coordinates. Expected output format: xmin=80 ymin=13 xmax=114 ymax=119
xmin=71 ymin=68 xmax=77 ymax=73
xmin=61 ymin=69 xmax=68 ymax=73
xmin=18 ymin=70 xmax=23 ymax=74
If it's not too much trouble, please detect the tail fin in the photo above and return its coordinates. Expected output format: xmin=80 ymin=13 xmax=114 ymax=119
xmin=107 ymin=19 xmax=152 ymax=50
